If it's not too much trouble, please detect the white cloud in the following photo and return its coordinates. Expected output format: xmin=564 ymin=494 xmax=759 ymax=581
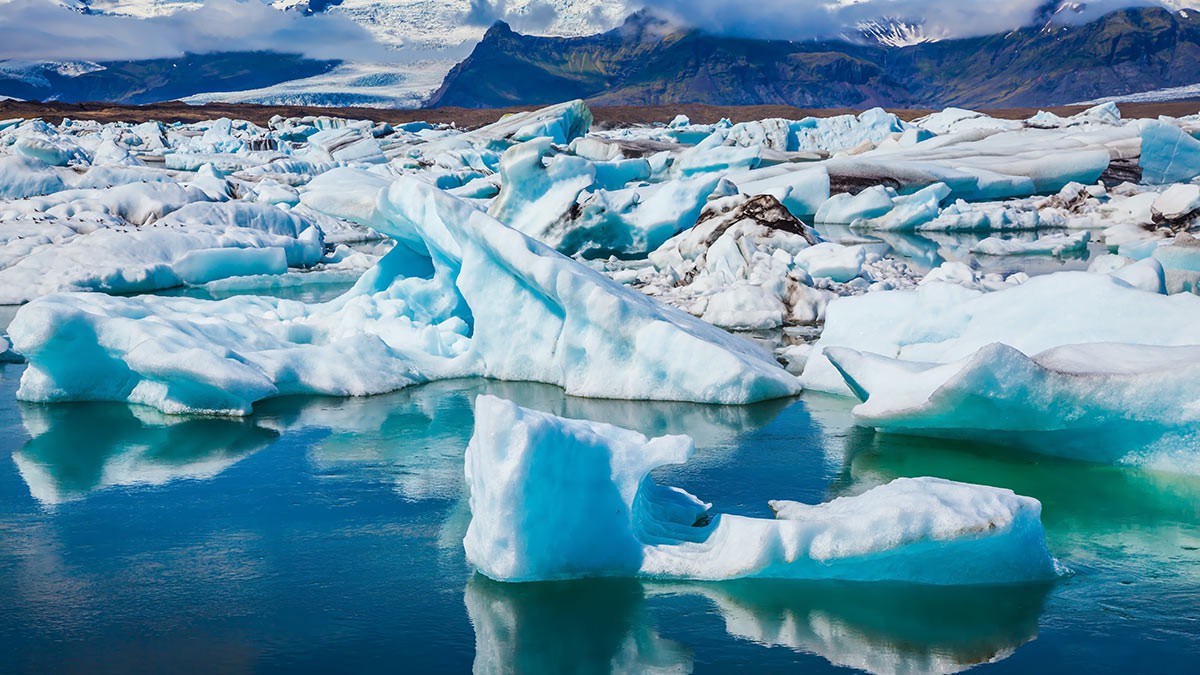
xmin=0 ymin=0 xmax=394 ymax=62
xmin=635 ymin=1 xmax=1184 ymax=42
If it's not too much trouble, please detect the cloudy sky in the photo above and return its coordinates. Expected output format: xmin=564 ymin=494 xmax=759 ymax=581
xmin=0 ymin=0 xmax=1191 ymax=63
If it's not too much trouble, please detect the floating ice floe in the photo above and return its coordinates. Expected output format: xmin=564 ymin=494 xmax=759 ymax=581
xmin=971 ymin=230 xmax=1091 ymax=257
xmin=802 ymin=270 xmax=1200 ymax=396
xmin=463 ymin=396 xmax=1059 ymax=584
xmin=826 ymin=342 xmax=1200 ymax=473
xmin=10 ymin=178 xmax=798 ymax=415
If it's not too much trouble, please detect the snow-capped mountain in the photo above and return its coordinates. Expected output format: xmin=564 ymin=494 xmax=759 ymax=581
xmin=850 ymin=18 xmax=940 ymax=47
xmin=15 ymin=0 xmax=627 ymax=107
xmin=71 ymin=0 xmax=626 ymax=50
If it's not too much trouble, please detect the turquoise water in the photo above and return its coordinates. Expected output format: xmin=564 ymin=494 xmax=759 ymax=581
xmin=0 ymin=362 xmax=1197 ymax=673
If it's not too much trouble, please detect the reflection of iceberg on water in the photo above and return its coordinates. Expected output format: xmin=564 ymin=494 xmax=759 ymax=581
xmin=465 ymin=574 xmax=1048 ymax=675
xmin=464 ymin=396 xmax=1060 ymax=584
xmin=253 ymin=379 xmax=788 ymax=503
xmin=465 ymin=575 xmax=692 ymax=675
xmin=13 ymin=402 xmax=276 ymax=506
xmin=683 ymin=580 xmax=1048 ymax=675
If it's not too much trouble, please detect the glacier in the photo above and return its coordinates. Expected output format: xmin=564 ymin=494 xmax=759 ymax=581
xmin=463 ymin=396 xmax=1060 ymax=584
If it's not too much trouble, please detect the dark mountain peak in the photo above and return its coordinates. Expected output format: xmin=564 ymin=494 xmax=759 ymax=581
xmin=482 ymin=20 xmax=516 ymax=41
xmin=431 ymin=5 xmax=1200 ymax=110
xmin=616 ymin=8 xmax=684 ymax=38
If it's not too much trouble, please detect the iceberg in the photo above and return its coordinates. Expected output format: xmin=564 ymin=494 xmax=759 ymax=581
xmin=803 ymin=271 xmax=1200 ymax=396
xmin=10 ymin=178 xmax=798 ymax=414
xmin=971 ymin=230 xmax=1091 ymax=257
xmin=0 ymin=201 xmax=325 ymax=303
xmin=463 ymin=396 xmax=1059 ymax=584
xmin=486 ymin=137 xmax=716 ymax=258
xmin=826 ymin=342 xmax=1200 ymax=473
xmin=1137 ymin=119 xmax=1200 ymax=184
xmin=633 ymin=193 xmax=857 ymax=327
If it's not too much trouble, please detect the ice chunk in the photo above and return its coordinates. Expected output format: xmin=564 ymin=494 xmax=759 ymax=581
xmin=11 ymin=178 xmax=798 ymax=414
xmin=849 ymin=183 xmax=951 ymax=230
xmin=0 ymin=334 xmax=20 ymax=363
xmin=464 ymin=396 xmax=1059 ymax=584
xmin=972 ymin=230 xmax=1091 ymax=256
xmin=673 ymin=128 xmax=761 ymax=176
xmin=1137 ymin=119 xmax=1200 ymax=184
xmin=0 ymin=154 xmax=66 ymax=199
xmin=1151 ymin=183 xmax=1200 ymax=222
xmin=173 ymin=247 xmax=288 ymax=285
xmin=636 ymin=194 xmax=842 ymax=327
xmin=803 ymin=271 xmax=1200 ymax=396
xmin=722 ymin=109 xmax=907 ymax=154
xmin=815 ymin=185 xmax=896 ymax=224
xmin=827 ymin=342 xmax=1200 ymax=473
xmin=486 ymin=137 xmax=716 ymax=258
xmin=794 ymin=242 xmax=869 ymax=282
xmin=0 ymin=199 xmax=326 ymax=303
xmin=915 ymin=108 xmax=1023 ymax=135
xmin=731 ymin=165 xmax=831 ymax=217
xmin=376 ymin=178 xmax=800 ymax=403
xmin=474 ymin=100 xmax=592 ymax=145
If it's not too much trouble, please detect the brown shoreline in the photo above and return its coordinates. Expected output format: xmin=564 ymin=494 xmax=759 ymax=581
xmin=2 ymin=98 xmax=1200 ymax=127
xmin=2 ymin=99 xmax=1199 ymax=128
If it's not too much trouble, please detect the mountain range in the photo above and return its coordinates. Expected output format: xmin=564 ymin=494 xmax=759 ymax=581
xmin=429 ymin=6 xmax=1200 ymax=109
xmin=1 ymin=3 xmax=1199 ymax=110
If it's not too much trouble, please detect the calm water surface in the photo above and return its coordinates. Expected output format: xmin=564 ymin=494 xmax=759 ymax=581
xmin=0 ymin=359 xmax=1197 ymax=673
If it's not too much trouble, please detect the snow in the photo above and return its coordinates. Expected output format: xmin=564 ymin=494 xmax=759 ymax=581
xmin=463 ymin=396 xmax=1060 ymax=584
xmin=827 ymin=342 xmax=1200 ymax=473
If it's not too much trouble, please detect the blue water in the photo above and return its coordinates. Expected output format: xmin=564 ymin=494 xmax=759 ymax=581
xmin=0 ymin=362 xmax=1197 ymax=673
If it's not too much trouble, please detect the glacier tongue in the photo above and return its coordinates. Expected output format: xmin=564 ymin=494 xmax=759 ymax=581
xmin=464 ymin=395 xmax=1060 ymax=584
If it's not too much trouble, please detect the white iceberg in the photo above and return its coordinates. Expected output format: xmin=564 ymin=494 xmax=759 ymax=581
xmin=971 ymin=230 xmax=1091 ymax=257
xmin=803 ymin=271 xmax=1200 ymax=396
xmin=463 ymin=396 xmax=1059 ymax=584
xmin=10 ymin=178 xmax=798 ymax=414
xmin=826 ymin=342 xmax=1200 ymax=473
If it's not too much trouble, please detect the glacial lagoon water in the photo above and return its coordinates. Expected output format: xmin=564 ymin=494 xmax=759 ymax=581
xmin=0 ymin=358 xmax=1197 ymax=673
xmin=0 ymin=235 xmax=1196 ymax=672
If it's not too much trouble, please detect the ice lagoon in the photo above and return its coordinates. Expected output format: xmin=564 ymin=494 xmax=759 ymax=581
xmin=0 ymin=365 xmax=1197 ymax=672
xmin=2 ymin=99 xmax=1200 ymax=670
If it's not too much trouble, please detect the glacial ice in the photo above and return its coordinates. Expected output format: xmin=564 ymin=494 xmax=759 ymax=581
xmin=972 ymin=230 xmax=1091 ymax=256
xmin=464 ymin=396 xmax=1059 ymax=584
xmin=826 ymin=342 xmax=1200 ymax=473
xmin=6 ymin=98 xmax=1200 ymax=424
xmin=624 ymin=193 xmax=913 ymax=328
xmin=10 ymin=178 xmax=797 ymax=414
xmin=1136 ymin=119 xmax=1200 ymax=184
xmin=803 ymin=271 xmax=1200 ymax=396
